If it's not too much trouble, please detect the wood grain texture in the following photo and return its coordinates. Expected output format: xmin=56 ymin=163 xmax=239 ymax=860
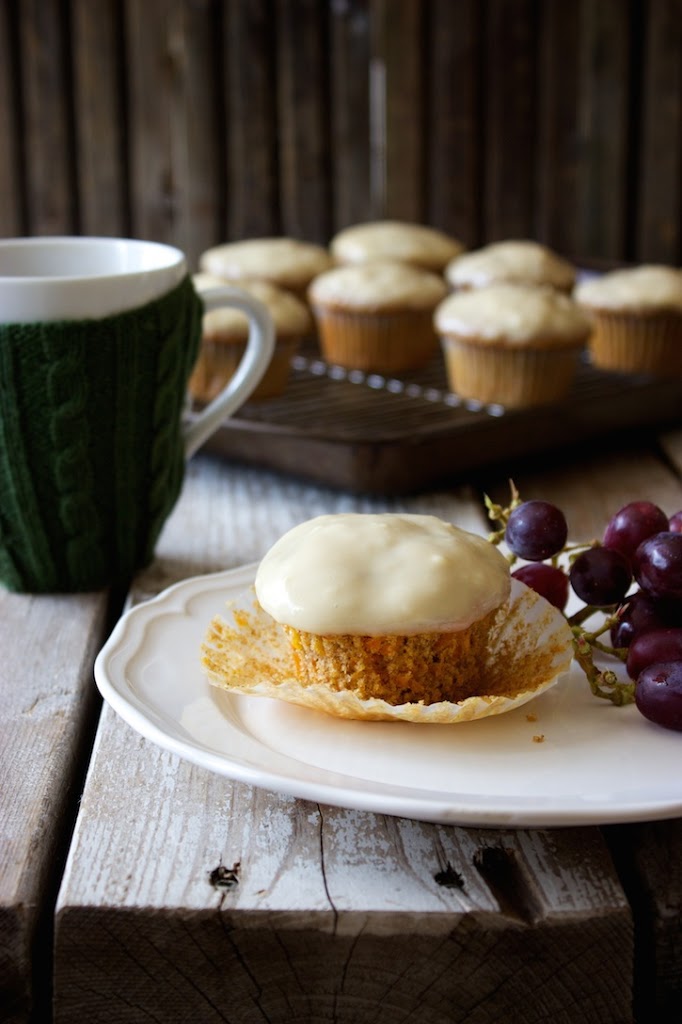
xmin=275 ymin=0 xmax=331 ymax=243
xmin=18 ymin=0 xmax=75 ymax=234
xmin=125 ymin=0 xmax=223 ymax=262
xmin=71 ymin=0 xmax=128 ymax=237
xmin=425 ymin=0 xmax=480 ymax=246
xmin=223 ymin=0 xmax=279 ymax=240
xmin=536 ymin=2 xmax=582 ymax=256
xmin=636 ymin=0 xmax=682 ymax=262
xmin=329 ymin=0 xmax=374 ymax=229
xmin=54 ymin=457 xmax=634 ymax=1023
xmin=483 ymin=0 xmax=537 ymax=240
xmin=574 ymin=0 xmax=631 ymax=260
xmin=0 ymin=590 xmax=108 ymax=1023
xmin=0 ymin=0 xmax=23 ymax=236
xmin=371 ymin=0 xmax=424 ymax=220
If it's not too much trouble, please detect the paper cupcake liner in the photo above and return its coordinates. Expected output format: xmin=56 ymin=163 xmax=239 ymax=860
xmin=587 ymin=310 xmax=682 ymax=375
xmin=201 ymin=579 xmax=574 ymax=724
xmin=441 ymin=337 xmax=580 ymax=408
xmin=312 ymin=307 xmax=438 ymax=373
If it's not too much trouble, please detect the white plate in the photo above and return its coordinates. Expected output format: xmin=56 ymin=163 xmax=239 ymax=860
xmin=95 ymin=564 xmax=682 ymax=829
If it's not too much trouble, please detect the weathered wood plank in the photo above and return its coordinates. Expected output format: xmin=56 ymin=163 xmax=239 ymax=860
xmin=54 ymin=457 xmax=632 ymax=1023
xmin=574 ymin=0 xmax=631 ymax=260
xmin=125 ymin=0 xmax=222 ymax=262
xmin=71 ymin=0 xmax=128 ymax=238
xmin=425 ymin=0 xmax=480 ymax=246
xmin=536 ymin=1 xmax=582 ymax=257
xmin=223 ymin=0 xmax=279 ymax=240
xmin=370 ymin=0 xmax=424 ymax=221
xmin=18 ymin=0 xmax=75 ymax=234
xmin=275 ymin=0 xmax=331 ymax=244
xmin=329 ymin=0 xmax=373 ymax=230
xmin=0 ymin=590 xmax=109 ymax=1023
xmin=0 ymin=0 xmax=23 ymax=236
xmin=636 ymin=0 xmax=682 ymax=263
xmin=483 ymin=0 xmax=537 ymax=240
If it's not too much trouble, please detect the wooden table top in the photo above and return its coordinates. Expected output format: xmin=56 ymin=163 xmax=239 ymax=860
xmin=3 ymin=426 xmax=682 ymax=1024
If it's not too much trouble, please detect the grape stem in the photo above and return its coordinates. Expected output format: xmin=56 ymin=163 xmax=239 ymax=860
xmin=486 ymin=481 xmax=636 ymax=708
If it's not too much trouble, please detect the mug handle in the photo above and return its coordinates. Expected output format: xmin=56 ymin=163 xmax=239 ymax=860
xmin=183 ymin=286 xmax=275 ymax=459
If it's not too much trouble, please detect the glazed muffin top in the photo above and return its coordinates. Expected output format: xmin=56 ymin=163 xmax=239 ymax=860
xmin=308 ymin=261 xmax=448 ymax=314
xmin=434 ymin=283 xmax=592 ymax=347
xmin=574 ymin=264 xmax=682 ymax=313
xmin=199 ymin=237 xmax=333 ymax=292
xmin=254 ymin=512 xmax=511 ymax=636
xmin=444 ymin=240 xmax=576 ymax=292
xmin=193 ymin=275 xmax=312 ymax=340
xmin=330 ymin=220 xmax=466 ymax=272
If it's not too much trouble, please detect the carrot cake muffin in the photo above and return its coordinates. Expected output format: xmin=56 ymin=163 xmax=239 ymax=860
xmin=190 ymin=275 xmax=312 ymax=402
xmin=330 ymin=220 xmax=466 ymax=273
xmin=444 ymin=240 xmax=576 ymax=293
xmin=308 ymin=260 xmax=448 ymax=372
xmin=199 ymin=237 xmax=333 ymax=300
xmin=253 ymin=512 xmax=511 ymax=705
xmin=574 ymin=264 xmax=682 ymax=375
xmin=434 ymin=283 xmax=591 ymax=408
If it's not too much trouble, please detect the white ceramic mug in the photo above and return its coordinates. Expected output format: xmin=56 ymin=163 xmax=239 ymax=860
xmin=0 ymin=236 xmax=275 ymax=592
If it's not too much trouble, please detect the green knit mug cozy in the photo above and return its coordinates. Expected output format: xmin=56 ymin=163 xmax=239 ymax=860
xmin=0 ymin=276 xmax=202 ymax=593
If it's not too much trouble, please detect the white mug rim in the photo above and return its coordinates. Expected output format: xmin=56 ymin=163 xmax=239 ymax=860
xmin=0 ymin=235 xmax=185 ymax=282
xmin=0 ymin=236 xmax=187 ymax=320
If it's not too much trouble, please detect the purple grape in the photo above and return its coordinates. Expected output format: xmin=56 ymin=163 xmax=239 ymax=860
xmin=635 ymin=661 xmax=682 ymax=731
xmin=512 ymin=563 xmax=569 ymax=610
xmin=505 ymin=501 xmax=568 ymax=561
xmin=610 ymin=590 xmax=682 ymax=648
xmin=669 ymin=511 xmax=682 ymax=534
xmin=626 ymin=627 xmax=682 ymax=681
xmin=603 ymin=501 xmax=669 ymax=564
xmin=634 ymin=532 xmax=682 ymax=601
xmin=569 ymin=547 xmax=632 ymax=606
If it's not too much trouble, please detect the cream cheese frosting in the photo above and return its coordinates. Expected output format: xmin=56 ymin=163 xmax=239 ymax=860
xmin=199 ymin=238 xmax=333 ymax=290
xmin=434 ymin=283 xmax=591 ymax=346
xmin=308 ymin=261 xmax=447 ymax=312
xmin=574 ymin=264 xmax=682 ymax=312
xmin=330 ymin=220 xmax=465 ymax=271
xmin=445 ymin=240 xmax=576 ymax=291
xmin=254 ymin=513 xmax=511 ymax=635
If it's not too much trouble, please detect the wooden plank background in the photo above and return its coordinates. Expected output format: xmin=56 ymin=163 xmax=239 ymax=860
xmin=0 ymin=0 xmax=680 ymax=270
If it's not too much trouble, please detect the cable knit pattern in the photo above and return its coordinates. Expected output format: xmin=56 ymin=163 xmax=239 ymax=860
xmin=0 ymin=276 xmax=203 ymax=592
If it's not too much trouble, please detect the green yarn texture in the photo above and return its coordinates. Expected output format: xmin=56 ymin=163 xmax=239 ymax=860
xmin=0 ymin=275 xmax=202 ymax=592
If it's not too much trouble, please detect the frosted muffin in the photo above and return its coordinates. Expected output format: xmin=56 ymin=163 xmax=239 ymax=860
xmin=308 ymin=261 xmax=448 ymax=372
xmin=434 ymin=283 xmax=591 ymax=408
xmin=253 ymin=513 xmax=511 ymax=705
xmin=330 ymin=220 xmax=465 ymax=273
xmin=444 ymin=240 xmax=576 ymax=293
xmin=199 ymin=238 xmax=333 ymax=300
xmin=574 ymin=264 xmax=682 ymax=375
xmin=189 ymin=275 xmax=312 ymax=402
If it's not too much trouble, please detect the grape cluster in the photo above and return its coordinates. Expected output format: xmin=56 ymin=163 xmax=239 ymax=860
xmin=487 ymin=488 xmax=682 ymax=732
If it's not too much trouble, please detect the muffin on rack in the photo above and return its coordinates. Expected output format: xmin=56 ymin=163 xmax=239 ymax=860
xmin=573 ymin=264 xmax=682 ymax=376
xmin=434 ymin=282 xmax=591 ymax=408
xmin=330 ymin=220 xmax=466 ymax=273
xmin=253 ymin=512 xmax=511 ymax=705
xmin=189 ymin=275 xmax=312 ymax=403
xmin=444 ymin=240 xmax=577 ymax=294
xmin=199 ymin=237 xmax=333 ymax=301
xmin=308 ymin=261 xmax=447 ymax=373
